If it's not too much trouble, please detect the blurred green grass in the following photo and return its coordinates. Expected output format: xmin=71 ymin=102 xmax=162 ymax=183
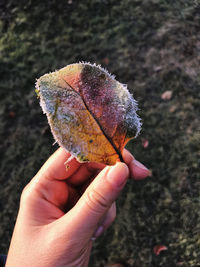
xmin=0 ymin=1 xmax=200 ymax=266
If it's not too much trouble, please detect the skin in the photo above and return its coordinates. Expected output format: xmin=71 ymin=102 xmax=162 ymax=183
xmin=5 ymin=148 xmax=150 ymax=267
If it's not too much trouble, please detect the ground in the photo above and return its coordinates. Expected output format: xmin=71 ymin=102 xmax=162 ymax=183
xmin=0 ymin=1 xmax=200 ymax=266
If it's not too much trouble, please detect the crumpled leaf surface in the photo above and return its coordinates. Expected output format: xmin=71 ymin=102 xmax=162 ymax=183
xmin=36 ymin=63 xmax=141 ymax=165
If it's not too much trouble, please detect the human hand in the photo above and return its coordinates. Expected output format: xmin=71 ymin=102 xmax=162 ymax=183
xmin=6 ymin=148 xmax=150 ymax=267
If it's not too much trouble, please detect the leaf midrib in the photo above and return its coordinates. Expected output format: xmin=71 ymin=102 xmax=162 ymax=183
xmin=62 ymin=79 xmax=124 ymax=163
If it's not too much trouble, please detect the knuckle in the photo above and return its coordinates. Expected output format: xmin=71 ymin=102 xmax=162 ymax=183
xmin=86 ymin=189 xmax=109 ymax=214
xmin=21 ymin=184 xmax=30 ymax=202
xmin=20 ymin=182 xmax=33 ymax=204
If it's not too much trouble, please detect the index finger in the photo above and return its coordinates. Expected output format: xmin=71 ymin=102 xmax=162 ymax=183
xmin=38 ymin=148 xmax=81 ymax=180
xmin=38 ymin=148 xmax=106 ymax=182
xmin=122 ymin=149 xmax=151 ymax=180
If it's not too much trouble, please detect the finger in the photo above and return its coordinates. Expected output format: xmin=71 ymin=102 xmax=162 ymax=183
xmin=92 ymin=202 xmax=116 ymax=240
xmin=67 ymin=164 xmax=92 ymax=186
xmin=60 ymin=162 xmax=129 ymax=238
xmin=100 ymin=202 xmax=116 ymax=232
xmin=67 ymin=162 xmax=105 ymax=186
xmin=122 ymin=149 xmax=134 ymax=164
xmin=38 ymin=148 xmax=81 ymax=180
xmin=123 ymin=149 xmax=151 ymax=180
xmin=86 ymin=161 xmax=106 ymax=172
xmin=130 ymin=159 xmax=152 ymax=180
xmin=65 ymin=185 xmax=81 ymax=211
xmin=101 ymin=202 xmax=116 ymax=232
xmin=21 ymin=177 xmax=69 ymax=222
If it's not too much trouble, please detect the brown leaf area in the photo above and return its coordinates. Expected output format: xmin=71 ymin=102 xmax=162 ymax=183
xmin=37 ymin=63 xmax=141 ymax=164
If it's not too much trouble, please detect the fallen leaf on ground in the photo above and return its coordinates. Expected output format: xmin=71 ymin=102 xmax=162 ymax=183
xmin=8 ymin=111 xmax=16 ymax=118
xmin=153 ymin=245 xmax=168 ymax=255
xmin=36 ymin=62 xmax=141 ymax=165
xmin=169 ymin=105 xmax=177 ymax=113
xmin=161 ymin=90 xmax=173 ymax=100
xmin=103 ymin=57 xmax=109 ymax=65
xmin=154 ymin=66 xmax=162 ymax=72
xmin=142 ymin=138 xmax=149 ymax=148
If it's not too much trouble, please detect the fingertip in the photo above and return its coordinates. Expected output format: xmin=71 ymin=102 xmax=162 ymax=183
xmin=107 ymin=162 xmax=129 ymax=188
xmin=130 ymin=159 xmax=152 ymax=180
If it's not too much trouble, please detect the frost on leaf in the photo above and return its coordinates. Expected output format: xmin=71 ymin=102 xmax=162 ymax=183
xmin=36 ymin=62 xmax=141 ymax=165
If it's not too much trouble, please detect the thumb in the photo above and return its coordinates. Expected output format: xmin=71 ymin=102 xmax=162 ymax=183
xmin=62 ymin=162 xmax=129 ymax=239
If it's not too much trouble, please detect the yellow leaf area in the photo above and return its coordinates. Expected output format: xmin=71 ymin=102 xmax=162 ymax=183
xmin=37 ymin=63 xmax=141 ymax=165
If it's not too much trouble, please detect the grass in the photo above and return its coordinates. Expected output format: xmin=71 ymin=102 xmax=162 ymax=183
xmin=0 ymin=1 xmax=199 ymax=266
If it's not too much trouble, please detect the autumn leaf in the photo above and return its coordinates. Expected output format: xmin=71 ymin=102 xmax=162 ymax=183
xmin=161 ymin=90 xmax=173 ymax=100
xmin=36 ymin=62 xmax=141 ymax=165
xmin=142 ymin=138 xmax=149 ymax=148
xmin=8 ymin=111 xmax=16 ymax=118
xmin=153 ymin=245 xmax=168 ymax=255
